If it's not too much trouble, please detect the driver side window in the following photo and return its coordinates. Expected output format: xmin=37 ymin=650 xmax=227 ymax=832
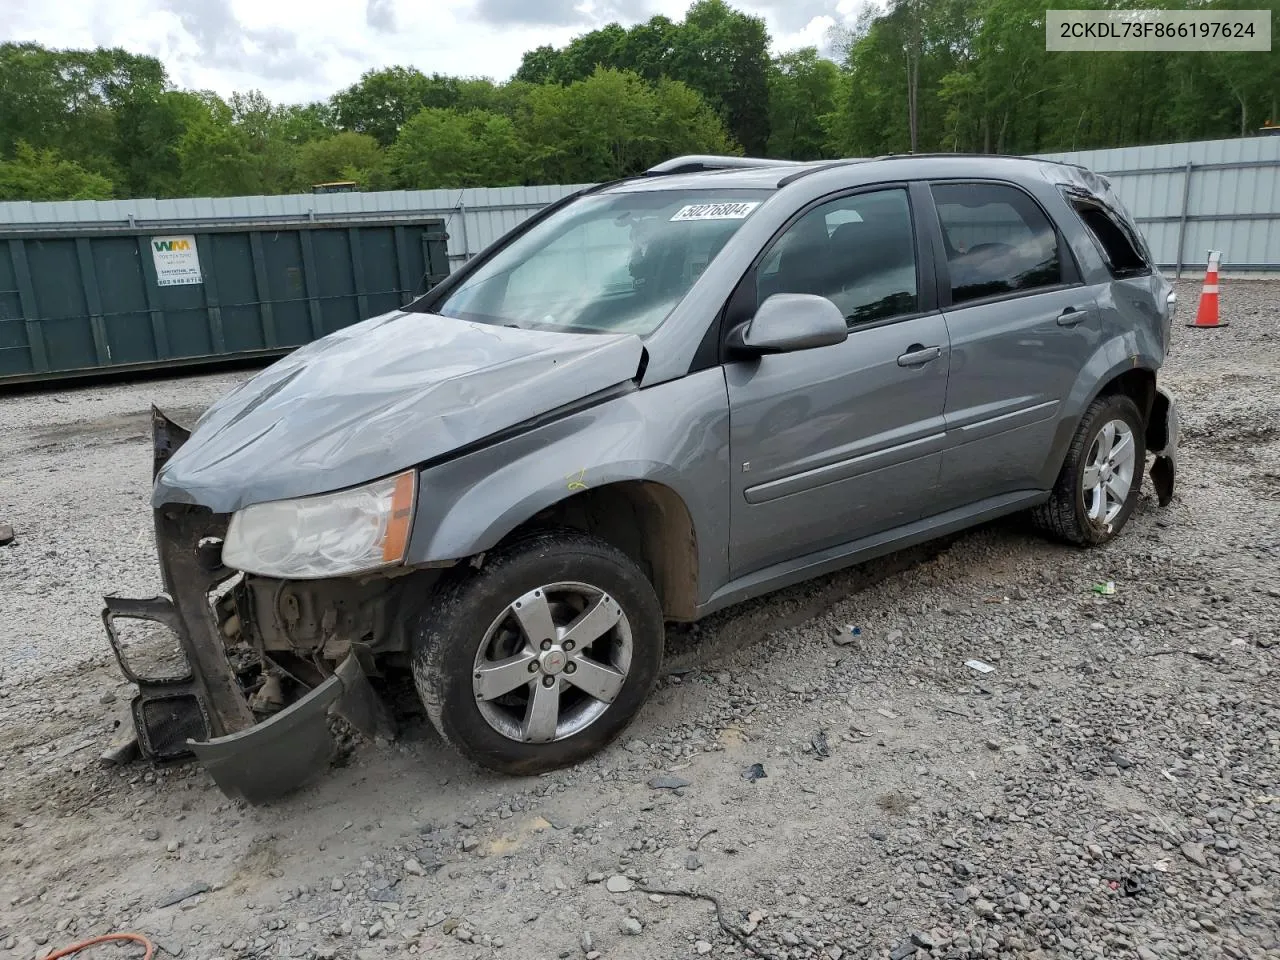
xmin=755 ymin=188 xmax=919 ymax=327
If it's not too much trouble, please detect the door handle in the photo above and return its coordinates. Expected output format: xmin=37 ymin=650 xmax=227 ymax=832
xmin=1057 ymin=306 xmax=1088 ymax=326
xmin=897 ymin=344 xmax=942 ymax=367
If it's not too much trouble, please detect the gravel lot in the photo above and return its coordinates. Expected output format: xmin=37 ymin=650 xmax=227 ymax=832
xmin=1 ymin=279 xmax=1277 ymax=960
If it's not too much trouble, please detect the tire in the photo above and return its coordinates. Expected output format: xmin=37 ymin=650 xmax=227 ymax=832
xmin=410 ymin=529 xmax=664 ymax=775
xmin=1032 ymin=393 xmax=1147 ymax=546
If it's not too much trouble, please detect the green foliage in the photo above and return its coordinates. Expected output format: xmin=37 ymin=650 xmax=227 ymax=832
xmin=296 ymin=132 xmax=389 ymax=190
xmin=522 ymin=68 xmax=734 ymax=184
xmin=516 ymin=2 xmax=771 ymax=153
xmin=0 ymin=142 xmax=114 ymax=201
xmin=2 ymin=0 xmax=1277 ymax=203
xmin=389 ymin=108 xmax=526 ymax=189
xmin=674 ymin=0 xmax=772 ymax=154
xmin=331 ymin=67 xmax=464 ymax=146
xmin=767 ymin=49 xmax=841 ymax=160
xmin=831 ymin=0 xmax=1280 ymax=155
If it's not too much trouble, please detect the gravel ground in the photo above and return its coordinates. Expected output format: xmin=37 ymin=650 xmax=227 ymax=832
xmin=1 ymin=279 xmax=1277 ymax=960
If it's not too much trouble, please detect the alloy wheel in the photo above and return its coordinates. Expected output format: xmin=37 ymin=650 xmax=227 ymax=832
xmin=1083 ymin=418 xmax=1137 ymax=526
xmin=471 ymin=582 xmax=633 ymax=743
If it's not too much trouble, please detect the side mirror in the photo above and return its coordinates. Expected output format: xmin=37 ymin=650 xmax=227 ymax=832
xmin=726 ymin=293 xmax=848 ymax=356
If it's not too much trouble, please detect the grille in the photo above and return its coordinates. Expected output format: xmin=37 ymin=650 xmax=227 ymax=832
xmin=134 ymin=694 xmax=209 ymax=760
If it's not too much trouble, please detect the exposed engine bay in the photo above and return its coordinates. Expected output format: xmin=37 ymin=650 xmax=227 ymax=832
xmin=219 ymin=569 xmax=421 ymax=719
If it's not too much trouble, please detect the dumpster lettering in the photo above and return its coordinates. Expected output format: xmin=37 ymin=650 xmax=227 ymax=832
xmin=150 ymin=234 xmax=203 ymax=287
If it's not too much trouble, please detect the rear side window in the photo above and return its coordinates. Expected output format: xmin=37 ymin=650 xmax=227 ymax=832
xmin=1067 ymin=195 xmax=1150 ymax=277
xmin=930 ymin=182 xmax=1064 ymax=305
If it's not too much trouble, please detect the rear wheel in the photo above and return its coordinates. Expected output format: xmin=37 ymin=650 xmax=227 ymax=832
xmin=1033 ymin=394 xmax=1146 ymax=546
xmin=411 ymin=530 xmax=664 ymax=775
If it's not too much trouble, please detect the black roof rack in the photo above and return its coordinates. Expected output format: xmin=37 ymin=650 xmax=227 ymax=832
xmin=868 ymin=151 xmax=1091 ymax=171
xmin=776 ymin=157 xmax=875 ymax=187
xmin=644 ymin=155 xmax=801 ymax=175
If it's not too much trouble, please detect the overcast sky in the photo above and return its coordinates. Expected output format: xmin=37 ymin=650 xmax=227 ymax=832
xmin=5 ymin=0 xmax=868 ymax=105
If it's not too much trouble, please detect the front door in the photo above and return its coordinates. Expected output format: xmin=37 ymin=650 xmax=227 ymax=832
xmin=726 ymin=186 xmax=951 ymax=578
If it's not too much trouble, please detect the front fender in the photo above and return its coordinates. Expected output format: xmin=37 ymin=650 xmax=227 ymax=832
xmin=405 ymin=369 xmax=732 ymax=604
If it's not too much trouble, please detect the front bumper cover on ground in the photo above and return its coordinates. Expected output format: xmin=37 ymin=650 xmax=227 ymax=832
xmin=101 ymin=408 xmax=394 ymax=804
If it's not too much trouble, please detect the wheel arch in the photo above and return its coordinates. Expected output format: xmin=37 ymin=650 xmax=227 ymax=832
xmin=1037 ymin=340 xmax=1160 ymax=489
xmin=496 ymin=481 xmax=700 ymax=621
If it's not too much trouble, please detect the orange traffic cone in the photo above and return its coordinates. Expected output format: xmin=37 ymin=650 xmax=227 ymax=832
xmin=1188 ymin=249 xmax=1227 ymax=328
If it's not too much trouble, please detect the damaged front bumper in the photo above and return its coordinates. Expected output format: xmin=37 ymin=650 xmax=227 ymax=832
xmin=101 ymin=408 xmax=395 ymax=804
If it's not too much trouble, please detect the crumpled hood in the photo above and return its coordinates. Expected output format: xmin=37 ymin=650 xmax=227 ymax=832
xmin=154 ymin=310 xmax=645 ymax=513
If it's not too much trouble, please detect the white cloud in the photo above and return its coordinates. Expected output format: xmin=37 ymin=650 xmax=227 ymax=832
xmin=3 ymin=0 xmax=871 ymax=104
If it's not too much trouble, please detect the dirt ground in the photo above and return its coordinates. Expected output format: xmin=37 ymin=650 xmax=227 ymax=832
xmin=1 ymin=279 xmax=1277 ymax=960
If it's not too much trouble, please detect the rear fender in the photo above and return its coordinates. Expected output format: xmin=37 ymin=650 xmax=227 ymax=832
xmin=1036 ymin=333 xmax=1159 ymax=490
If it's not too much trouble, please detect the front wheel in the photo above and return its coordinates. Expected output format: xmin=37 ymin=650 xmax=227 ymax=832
xmin=411 ymin=530 xmax=664 ymax=775
xmin=1033 ymin=393 xmax=1147 ymax=546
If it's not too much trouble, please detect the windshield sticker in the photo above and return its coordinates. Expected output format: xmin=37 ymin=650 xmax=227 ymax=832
xmin=670 ymin=201 xmax=761 ymax=222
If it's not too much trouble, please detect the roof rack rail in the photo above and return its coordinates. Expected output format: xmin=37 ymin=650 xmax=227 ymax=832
xmin=644 ymin=155 xmax=800 ymax=175
xmin=868 ymin=151 xmax=1089 ymax=167
xmin=776 ymin=157 xmax=874 ymax=187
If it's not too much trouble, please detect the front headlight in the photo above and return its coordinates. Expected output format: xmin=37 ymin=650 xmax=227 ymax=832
xmin=222 ymin=470 xmax=417 ymax=579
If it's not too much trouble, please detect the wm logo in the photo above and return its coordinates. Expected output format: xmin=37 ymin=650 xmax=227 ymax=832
xmin=152 ymin=239 xmax=191 ymax=252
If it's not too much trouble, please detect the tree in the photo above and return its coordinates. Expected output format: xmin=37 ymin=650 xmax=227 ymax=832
xmin=331 ymin=67 xmax=461 ymax=146
xmin=767 ymin=49 xmax=841 ymax=160
xmin=556 ymin=23 xmax=629 ymax=81
xmin=619 ymin=16 xmax=680 ymax=81
xmin=0 ymin=142 xmax=114 ymax=200
xmin=522 ymin=68 xmax=733 ymax=183
xmin=651 ymin=78 xmax=739 ymax=160
xmin=514 ymin=46 xmax=562 ymax=84
xmin=519 ymin=3 xmax=768 ymax=154
xmin=388 ymin=108 xmax=526 ymax=189
xmin=175 ymin=93 xmax=260 ymax=196
xmin=295 ymin=132 xmax=389 ymax=189
xmin=0 ymin=42 xmax=174 ymax=195
xmin=672 ymin=0 xmax=771 ymax=154
xmin=228 ymin=90 xmax=303 ymax=192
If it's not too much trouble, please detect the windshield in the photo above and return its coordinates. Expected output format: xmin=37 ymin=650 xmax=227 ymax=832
xmin=435 ymin=188 xmax=771 ymax=336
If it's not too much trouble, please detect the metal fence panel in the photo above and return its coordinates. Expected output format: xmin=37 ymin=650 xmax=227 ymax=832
xmin=0 ymin=184 xmax=590 ymax=270
xmin=1033 ymin=134 xmax=1280 ymax=275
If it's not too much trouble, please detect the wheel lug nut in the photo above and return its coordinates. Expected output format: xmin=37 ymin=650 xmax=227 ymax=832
xmin=528 ymin=661 xmax=539 ymax=673
xmin=565 ymin=662 xmax=576 ymax=674
xmin=540 ymin=640 xmax=552 ymax=651
xmin=564 ymin=640 xmax=575 ymax=652
xmin=542 ymin=676 xmax=556 ymax=688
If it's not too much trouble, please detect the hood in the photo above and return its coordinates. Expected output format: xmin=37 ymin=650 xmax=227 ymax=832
xmin=154 ymin=310 xmax=645 ymax=513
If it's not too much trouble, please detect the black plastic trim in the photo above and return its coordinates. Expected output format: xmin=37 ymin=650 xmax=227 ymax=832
xmin=416 ymin=380 xmax=639 ymax=473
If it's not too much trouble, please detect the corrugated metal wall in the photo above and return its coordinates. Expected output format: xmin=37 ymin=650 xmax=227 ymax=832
xmin=0 ymin=184 xmax=590 ymax=269
xmin=1032 ymin=135 xmax=1280 ymax=276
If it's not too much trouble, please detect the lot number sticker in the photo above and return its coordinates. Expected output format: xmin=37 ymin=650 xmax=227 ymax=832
xmin=670 ymin=201 xmax=760 ymax=222
xmin=150 ymin=235 xmax=203 ymax=286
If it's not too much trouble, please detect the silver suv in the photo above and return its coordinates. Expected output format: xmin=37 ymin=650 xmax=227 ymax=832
xmin=104 ymin=153 xmax=1180 ymax=802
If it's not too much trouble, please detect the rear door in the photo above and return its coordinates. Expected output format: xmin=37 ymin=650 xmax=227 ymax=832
xmin=924 ymin=180 xmax=1097 ymax=510
xmin=724 ymin=184 xmax=951 ymax=577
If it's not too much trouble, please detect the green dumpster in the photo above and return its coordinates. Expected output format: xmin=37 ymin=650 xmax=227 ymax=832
xmin=0 ymin=215 xmax=451 ymax=385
